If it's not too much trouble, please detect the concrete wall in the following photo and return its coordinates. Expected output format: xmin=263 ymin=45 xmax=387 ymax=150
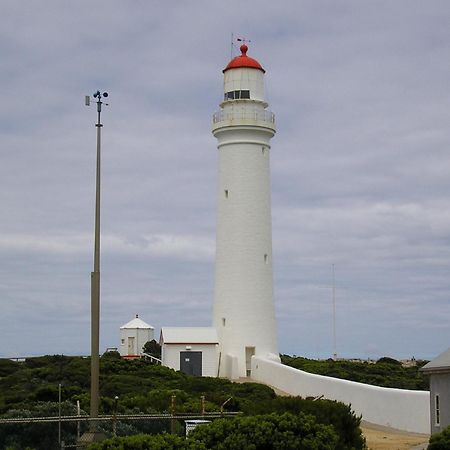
xmin=162 ymin=344 xmax=218 ymax=377
xmin=430 ymin=373 xmax=450 ymax=434
xmin=251 ymin=356 xmax=430 ymax=433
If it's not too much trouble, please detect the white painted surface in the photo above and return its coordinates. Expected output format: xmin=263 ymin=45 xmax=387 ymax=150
xmin=251 ymin=356 xmax=430 ymax=433
xmin=160 ymin=327 xmax=218 ymax=344
xmin=161 ymin=343 xmax=218 ymax=377
xmin=160 ymin=327 xmax=219 ymax=377
xmin=119 ymin=316 xmax=154 ymax=356
xmin=212 ymin=53 xmax=279 ymax=379
xmin=223 ymin=67 xmax=265 ymax=103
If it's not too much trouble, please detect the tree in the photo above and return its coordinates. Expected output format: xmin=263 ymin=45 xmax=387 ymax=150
xmin=143 ymin=340 xmax=161 ymax=359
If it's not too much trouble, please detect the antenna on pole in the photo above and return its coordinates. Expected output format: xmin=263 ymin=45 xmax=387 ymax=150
xmin=332 ymin=264 xmax=337 ymax=361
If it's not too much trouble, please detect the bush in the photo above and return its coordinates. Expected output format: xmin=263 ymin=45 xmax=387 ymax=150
xmin=88 ymin=433 xmax=189 ymax=450
xmin=429 ymin=425 xmax=450 ymax=450
xmin=88 ymin=413 xmax=340 ymax=450
xmin=189 ymin=412 xmax=339 ymax=450
xmin=281 ymin=354 xmax=429 ymax=390
xmin=376 ymin=357 xmax=401 ymax=366
xmin=242 ymin=396 xmax=365 ymax=450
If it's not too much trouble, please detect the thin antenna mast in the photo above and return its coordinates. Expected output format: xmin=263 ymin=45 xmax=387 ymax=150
xmin=332 ymin=264 xmax=337 ymax=360
xmin=231 ymin=32 xmax=234 ymax=59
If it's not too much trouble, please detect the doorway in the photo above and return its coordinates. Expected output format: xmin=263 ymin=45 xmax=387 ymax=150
xmin=245 ymin=347 xmax=255 ymax=377
xmin=180 ymin=351 xmax=202 ymax=376
xmin=127 ymin=337 xmax=135 ymax=355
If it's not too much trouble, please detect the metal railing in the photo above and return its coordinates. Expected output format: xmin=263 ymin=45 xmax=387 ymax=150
xmin=212 ymin=109 xmax=275 ymax=125
xmin=141 ymin=352 xmax=162 ymax=364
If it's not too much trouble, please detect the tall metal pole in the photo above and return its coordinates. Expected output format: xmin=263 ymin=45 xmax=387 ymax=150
xmin=90 ymin=90 xmax=108 ymax=427
xmin=79 ymin=90 xmax=108 ymax=445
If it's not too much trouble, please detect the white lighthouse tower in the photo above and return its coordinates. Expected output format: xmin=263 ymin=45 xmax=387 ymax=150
xmin=212 ymin=43 xmax=279 ymax=379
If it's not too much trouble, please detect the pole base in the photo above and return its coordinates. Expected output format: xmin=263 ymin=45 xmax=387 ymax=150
xmin=78 ymin=429 xmax=107 ymax=446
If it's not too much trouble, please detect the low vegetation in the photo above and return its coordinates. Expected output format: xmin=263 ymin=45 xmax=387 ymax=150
xmin=0 ymin=353 xmax=365 ymax=449
xmin=281 ymin=355 xmax=429 ymax=390
xmin=429 ymin=425 xmax=450 ymax=450
xmin=89 ymin=413 xmax=340 ymax=449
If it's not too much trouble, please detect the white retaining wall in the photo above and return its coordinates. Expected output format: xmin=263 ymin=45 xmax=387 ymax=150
xmin=251 ymin=356 xmax=430 ymax=433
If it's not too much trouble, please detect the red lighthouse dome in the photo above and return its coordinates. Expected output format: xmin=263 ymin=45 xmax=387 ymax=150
xmin=223 ymin=44 xmax=265 ymax=73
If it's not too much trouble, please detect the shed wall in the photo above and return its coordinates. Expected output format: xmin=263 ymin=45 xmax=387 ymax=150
xmin=162 ymin=344 xmax=218 ymax=377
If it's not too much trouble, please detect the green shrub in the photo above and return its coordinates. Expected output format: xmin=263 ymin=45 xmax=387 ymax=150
xmin=429 ymin=425 xmax=450 ymax=450
xmin=281 ymin=355 xmax=429 ymax=390
xmin=88 ymin=413 xmax=340 ymax=450
xmin=189 ymin=412 xmax=339 ymax=450
xmin=88 ymin=433 xmax=189 ymax=450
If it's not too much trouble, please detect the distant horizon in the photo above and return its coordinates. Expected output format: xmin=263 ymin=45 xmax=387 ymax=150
xmin=1 ymin=349 xmax=436 ymax=363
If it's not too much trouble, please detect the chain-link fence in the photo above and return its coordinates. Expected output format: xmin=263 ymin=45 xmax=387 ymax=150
xmin=0 ymin=411 xmax=239 ymax=449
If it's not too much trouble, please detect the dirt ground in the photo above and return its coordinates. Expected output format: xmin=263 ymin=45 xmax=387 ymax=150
xmin=361 ymin=421 xmax=429 ymax=450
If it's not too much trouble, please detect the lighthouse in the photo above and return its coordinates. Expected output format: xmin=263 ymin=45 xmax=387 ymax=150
xmin=212 ymin=43 xmax=279 ymax=379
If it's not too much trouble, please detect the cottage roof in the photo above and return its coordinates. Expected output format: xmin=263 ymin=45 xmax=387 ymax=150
xmin=160 ymin=327 xmax=218 ymax=344
xmin=120 ymin=315 xmax=154 ymax=330
xmin=421 ymin=347 xmax=450 ymax=373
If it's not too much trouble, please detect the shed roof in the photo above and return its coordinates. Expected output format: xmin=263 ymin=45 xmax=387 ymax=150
xmin=421 ymin=347 xmax=450 ymax=373
xmin=120 ymin=315 xmax=154 ymax=330
xmin=160 ymin=327 xmax=218 ymax=344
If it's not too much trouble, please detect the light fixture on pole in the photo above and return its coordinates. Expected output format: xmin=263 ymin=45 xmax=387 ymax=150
xmin=79 ymin=90 xmax=109 ymax=445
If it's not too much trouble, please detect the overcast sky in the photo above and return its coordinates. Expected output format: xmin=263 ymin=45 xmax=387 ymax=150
xmin=1 ymin=0 xmax=450 ymax=361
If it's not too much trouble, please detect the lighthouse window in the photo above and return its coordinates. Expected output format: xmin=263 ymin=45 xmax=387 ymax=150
xmin=264 ymin=254 xmax=268 ymax=264
xmin=224 ymin=90 xmax=251 ymax=101
xmin=224 ymin=189 xmax=229 ymax=198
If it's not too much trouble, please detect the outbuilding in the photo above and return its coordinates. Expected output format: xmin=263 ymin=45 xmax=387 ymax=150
xmin=421 ymin=347 xmax=450 ymax=434
xmin=119 ymin=315 xmax=154 ymax=357
xmin=160 ymin=327 xmax=218 ymax=377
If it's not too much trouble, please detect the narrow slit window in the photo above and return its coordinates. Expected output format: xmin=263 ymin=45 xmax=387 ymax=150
xmin=224 ymin=189 xmax=229 ymax=198
xmin=262 ymin=146 xmax=265 ymax=155
xmin=264 ymin=254 xmax=268 ymax=264
xmin=222 ymin=318 xmax=226 ymax=326
xmin=436 ymin=394 xmax=440 ymax=425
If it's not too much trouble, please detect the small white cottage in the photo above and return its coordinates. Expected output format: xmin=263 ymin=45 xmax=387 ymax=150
xmin=160 ymin=327 xmax=218 ymax=377
xmin=119 ymin=315 xmax=154 ymax=357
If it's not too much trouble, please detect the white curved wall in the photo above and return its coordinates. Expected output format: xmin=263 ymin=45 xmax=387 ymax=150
xmin=251 ymin=356 xmax=430 ymax=433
